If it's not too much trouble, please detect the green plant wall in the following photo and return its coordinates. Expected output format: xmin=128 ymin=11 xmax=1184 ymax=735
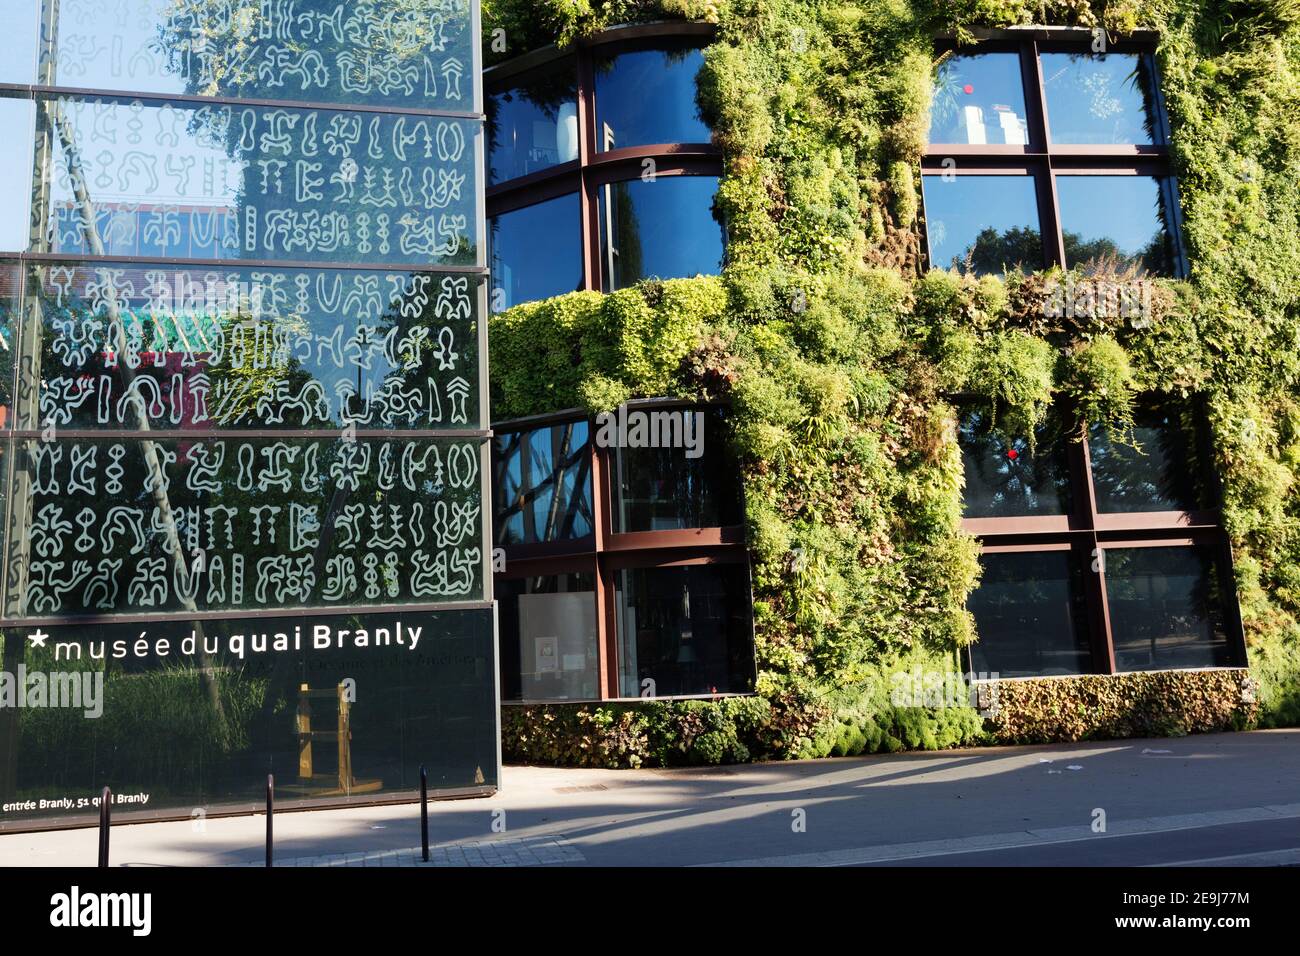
xmin=485 ymin=0 xmax=1300 ymax=763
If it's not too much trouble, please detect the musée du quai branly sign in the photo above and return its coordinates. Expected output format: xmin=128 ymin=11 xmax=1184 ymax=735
xmin=0 ymin=0 xmax=497 ymax=830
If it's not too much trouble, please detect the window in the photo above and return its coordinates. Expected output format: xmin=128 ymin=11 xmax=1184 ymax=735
xmin=490 ymin=193 xmax=584 ymax=311
xmin=493 ymin=402 xmax=754 ymax=702
xmin=959 ymin=397 xmax=1245 ymax=678
xmin=485 ymin=25 xmax=722 ymax=310
xmin=922 ymin=36 xmax=1184 ymax=278
xmin=599 ymin=175 xmax=724 ymax=291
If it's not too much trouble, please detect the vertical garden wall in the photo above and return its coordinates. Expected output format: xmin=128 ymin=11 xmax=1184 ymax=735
xmin=486 ymin=0 xmax=1299 ymax=766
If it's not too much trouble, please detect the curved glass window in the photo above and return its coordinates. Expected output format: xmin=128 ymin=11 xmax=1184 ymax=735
xmin=593 ymin=44 xmax=710 ymax=151
xmin=488 ymin=67 xmax=580 ymax=185
xmin=615 ymin=563 xmax=755 ymax=697
xmin=968 ymin=550 xmax=1093 ymax=678
xmin=1057 ymin=175 xmax=1177 ymax=276
xmin=493 ymin=419 xmax=594 ymax=545
xmin=922 ymin=174 xmax=1043 ymax=275
xmin=598 ymin=175 xmax=723 ymax=290
xmin=1041 ymin=52 xmax=1161 ymax=145
xmin=1106 ymin=545 xmax=1234 ymax=672
xmin=930 ymin=53 xmax=1029 ymax=146
xmin=959 ymin=407 xmax=1071 ymax=518
xmin=490 ymin=193 xmax=583 ymax=310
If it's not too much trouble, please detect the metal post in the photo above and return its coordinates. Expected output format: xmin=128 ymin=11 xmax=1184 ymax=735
xmin=266 ymin=774 xmax=273 ymax=868
xmin=97 ymin=786 xmax=111 ymax=867
xmin=420 ymin=765 xmax=429 ymax=862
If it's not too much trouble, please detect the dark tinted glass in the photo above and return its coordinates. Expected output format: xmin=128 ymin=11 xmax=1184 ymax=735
xmin=1041 ymin=52 xmax=1161 ymax=145
xmin=615 ymin=563 xmax=755 ymax=698
xmin=35 ymin=95 xmax=481 ymax=267
xmin=968 ymin=550 xmax=1093 ymax=677
xmin=1106 ymin=545 xmax=1234 ymax=671
xmin=487 ymin=68 xmax=580 ymax=184
xmin=1057 ymin=176 xmax=1177 ymax=275
xmin=0 ymin=0 xmax=478 ymax=112
xmin=1088 ymin=398 xmax=1211 ymax=513
xmin=613 ymin=406 xmax=742 ymax=532
xmin=922 ymin=175 xmax=1042 ymax=274
xmin=930 ymin=53 xmax=1029 ymax=146
xmin=593 ymin=44 xmax=710 ymax=151
xmin=959 ymin=406 xmax=1071 ymax=517
xmin=493 ymin=419 xmax=594 ymax=545
xmin=598 ymin=176 xmax=723 ymax=290
xmin=489 ymin=193 xmax=582 ymax=310
xmin=0 ymin=608 xmax=498 ymax=830
xmin=497 ymin=572 xmax=599 ymax=702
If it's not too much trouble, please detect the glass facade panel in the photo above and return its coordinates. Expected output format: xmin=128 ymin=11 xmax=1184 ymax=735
xmin=497 ymin=572 xmax=599 ymax=701
xmin=0 ymin=99 xmax=34 ymax=253
xmin=0 ymin=607 xmax=498 ymax=830
xmin=21 ymin=262 xmax=481 ymax=432
xmin=598 ymin=176 xmax=723 ymax=290
xmin=929 ymin=53 xmax=1030 ymax=146
xmin=493 ymin=419 xmax=594 ymax=545
xmin=959 ymin=406 xmax=1071 ymax=517
xmin=31 ymin=95 xmax=480 ymax=267
xmin=1057 ymin=175 xmax=1176 ymax=275
xmin=1041 ymin=52 xmax=1161 ymax=145
xmin=615 ymin=562 xmax=754 ymax=697
xmin=489 ymin=193 xmax=582 ymax=310
xmin=7 ymin=436 xmax=485 ymax=617
xmin=593 ymin=45 xmax=710 ymax=151
xmin=0 ymin=0 xmax=477 ymax=112
xmin=1088 ymin=398 xmax=1210 ymax=514
xmin=1106 ymin=545 xmax=1234 ymax=671
xmin=488 ymin=68 xmax=580 ymax=184
xmin=968 ymin=550 xmax=1093 ymax=677
xmin=613 ymin=406 xmax=741 ymax=532
xmin=922 ymin=175 xmax=1043 ymax=274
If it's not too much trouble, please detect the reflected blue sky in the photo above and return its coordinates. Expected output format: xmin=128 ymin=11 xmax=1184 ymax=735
xmin=922 ymin=174 xmax=1042 ymax=273
xmin=930 ymin=53 xmax=1028 ymax=146
xmin=1056 ymin=175 xmax=1167 ymax=264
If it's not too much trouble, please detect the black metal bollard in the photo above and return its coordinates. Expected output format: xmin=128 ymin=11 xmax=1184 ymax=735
xmin=420 ymin=765 xmax=429 ymax=862
xmin=265 ymin=774 xmax=274 ymax=868
xmin=97 ymin=786 xmax=111 ymax=868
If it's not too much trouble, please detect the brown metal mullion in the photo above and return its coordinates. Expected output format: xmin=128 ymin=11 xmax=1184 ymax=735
xmin=1026 ymin=40 xmax=1066 ymax=269
xmin=589 ymin=438 xmax=620 ymax=697
xmin=1077 ymin=424 xmax=1117 ymax=673
xmin=576 ymin=50 xmax=601 ymax=291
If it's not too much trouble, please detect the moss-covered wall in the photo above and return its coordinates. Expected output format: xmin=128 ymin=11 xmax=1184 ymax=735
xmin=485 ymin=0 xmax=1300 ymax=765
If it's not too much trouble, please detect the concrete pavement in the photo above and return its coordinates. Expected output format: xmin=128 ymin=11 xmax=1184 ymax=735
xmin=2 ymin=729 xmax=1298 ymax=867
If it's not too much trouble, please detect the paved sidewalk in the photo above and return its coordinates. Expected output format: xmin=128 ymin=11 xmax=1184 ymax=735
xmin=3 ymin=730 xmax=1298 ymax=867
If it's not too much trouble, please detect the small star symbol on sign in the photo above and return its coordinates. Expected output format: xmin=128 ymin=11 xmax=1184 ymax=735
xmin=27 ymin=628 xmax=49 ymax=647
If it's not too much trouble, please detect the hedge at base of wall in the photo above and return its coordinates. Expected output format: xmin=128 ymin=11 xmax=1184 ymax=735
xmin=982 ymin=670 xmax=1259 ymax=746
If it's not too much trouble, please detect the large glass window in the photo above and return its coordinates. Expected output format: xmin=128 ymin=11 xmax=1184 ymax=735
xmin=493 ymin=420 xmax=594 ymax=545
xmin=488 ymin=68 xmax=580 ymax=184
xmin=929 ymin=53 xmax=1029 ymax=146
xmin=614 ymin=405 xmax=742 ymax=532
xmin=598 ymin=175 xmax=724 ymax=290
xmin=1057 ymin=175 xmax=1177 ymax=276
xmin=968 ymin=550 xmax=1093 ymax=677
xmin=958 ymin=406 xmax=1071 ymax=518
xmin=1088 ymin=398 xmax=1212 ymax=514
xmin=1106 ymin=546 xmax=1234 ymax=672
xmin=615 ymin=563 xmax=755 ymax=698
xmin=497 ymin=572 xmax=599 ymax=701
xmin=593 ymin=44 xmax=711 ymax=151
xmin=489 ymin=193 xmax=583 ymax=310
xmin=923 ymin=40 xmax=1184 ymax=279
xmin=486 ymin=32 xmax=722 ymax=298
xmin=921 ymin=175 xmax=1043 ymax=275
xmin=1040 ymin=52 xmax=1161 ymax=145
